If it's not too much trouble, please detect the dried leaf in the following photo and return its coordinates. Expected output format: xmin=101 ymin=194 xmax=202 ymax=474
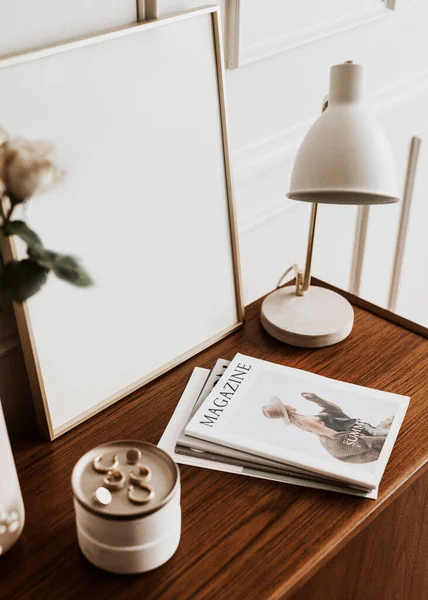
xmin=1 ymin=259 xmax=48 ymax=302
xmin=5 ymin=220 xmax=42 ymax=248
xmin=51 ymin=254 xmax=93 ymax=287
xmin=28 ymin=246 xmax=93 ymax=287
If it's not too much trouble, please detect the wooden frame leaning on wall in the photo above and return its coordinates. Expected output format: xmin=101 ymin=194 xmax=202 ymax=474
xmin=0 ymin=6 xmax=244 ymax=440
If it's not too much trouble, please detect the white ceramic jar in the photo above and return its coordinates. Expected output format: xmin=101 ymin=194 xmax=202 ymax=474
xmin=0 ymin=402 xmax=25 ymax=556
xmin=72 ymin=440 xmax=181 ymax=574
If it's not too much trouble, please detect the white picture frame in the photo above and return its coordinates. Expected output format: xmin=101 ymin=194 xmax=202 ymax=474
xmin=0 ymin=6 xmax=244 ymax=439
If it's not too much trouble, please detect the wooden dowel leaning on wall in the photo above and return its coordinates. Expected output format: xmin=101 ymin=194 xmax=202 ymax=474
xmin=388 ymin=135 xmax=422 ymax=313
xmin=349 ymin=205 xmax=370 ymax=296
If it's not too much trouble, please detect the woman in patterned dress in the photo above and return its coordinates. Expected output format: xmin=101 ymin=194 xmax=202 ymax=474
xmin=262 ymin=393 xmax=392 ymax=464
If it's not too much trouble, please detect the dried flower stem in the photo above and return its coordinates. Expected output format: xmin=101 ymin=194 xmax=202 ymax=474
xmin=2 ymin=198 xmax=15 ymax=228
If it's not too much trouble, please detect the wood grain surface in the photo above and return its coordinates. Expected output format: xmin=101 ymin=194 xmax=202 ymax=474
xmin=293 ymin=470 xmax=428 ymax=600
xmin=0 ymin=292 xmax=427 ymax=600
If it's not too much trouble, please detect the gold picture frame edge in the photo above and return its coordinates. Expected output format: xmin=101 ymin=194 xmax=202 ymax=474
xmin=0 ymin=5 xmax=219 ymax=67
xmin=2 ymin=6 xmax=245 ymax=440
xmin=211 ymin=8 xmax=245 ymax=324
xmin=52 ymin=321 xmax=244 ymax=439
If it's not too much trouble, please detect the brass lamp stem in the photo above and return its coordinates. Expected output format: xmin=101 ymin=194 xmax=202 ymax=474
xmin=296 ymin=202 xmax=318 ymax=296
xmin=295 ymin=97 xmax=328 ymax=297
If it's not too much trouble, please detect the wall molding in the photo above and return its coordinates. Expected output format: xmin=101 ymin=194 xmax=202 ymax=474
xmin=239 ymin=197 xmax=299 ymax=236
xmin=235 ymin=69 xmax=428 ymax=236
xmin=234 ymin=71 xmax=428 ymax=185
xmin=233 ymin=118 xmax=311 ymax=185
xmin=228 ymin=1 xmax=394 ymax=69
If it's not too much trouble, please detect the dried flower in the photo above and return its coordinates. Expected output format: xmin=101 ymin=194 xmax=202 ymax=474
xmin=0 ymin=127 xmax=92 ymax=301
xmin=4 ymin=138 xmax=64 ymax=202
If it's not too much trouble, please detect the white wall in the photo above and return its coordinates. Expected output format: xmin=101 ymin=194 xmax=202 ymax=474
xmin=228 ymin=2 xmax=427 ymax=317
xmin=1 ymin=0 xmax=427 ymax=434
xmin=0 ymin=0 xmax=136 ymax=55
xmin=163 ymin=1 xmax=428 ymax=327
xmin=0 ymin=0 xmax=138 ymax=435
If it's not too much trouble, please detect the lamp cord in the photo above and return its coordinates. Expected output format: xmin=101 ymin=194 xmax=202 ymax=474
xmin=276 ymin=264 xmax=302 ymax=290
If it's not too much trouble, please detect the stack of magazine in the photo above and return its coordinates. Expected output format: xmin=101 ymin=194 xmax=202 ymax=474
xmin=158 ymin=353 xmax=409 ymax=499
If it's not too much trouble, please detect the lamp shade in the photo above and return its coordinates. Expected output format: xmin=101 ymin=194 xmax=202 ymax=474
xmin=287 ymin=62 xmax=400 ymax=205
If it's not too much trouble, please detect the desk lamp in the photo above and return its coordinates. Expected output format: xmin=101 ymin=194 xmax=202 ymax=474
xmin=261 ymin=61 xmax=400 ymax=348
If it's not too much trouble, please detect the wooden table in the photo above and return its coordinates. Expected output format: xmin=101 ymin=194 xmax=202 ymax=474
xmin=1 ymin=291 xmax=427 ymax=600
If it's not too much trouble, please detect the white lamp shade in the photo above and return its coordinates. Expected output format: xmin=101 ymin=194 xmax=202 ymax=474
xmin=287 ymin=63 xmax=401 ymax=205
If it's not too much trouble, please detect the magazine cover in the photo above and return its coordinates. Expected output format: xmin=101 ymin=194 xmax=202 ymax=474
xmin=185 ymin=353 xmax=410 ymax=490
xmin=158 ymin=367 xmax=379 ymax=498
xmin=176 ymin=359 xmax=341 ymax=483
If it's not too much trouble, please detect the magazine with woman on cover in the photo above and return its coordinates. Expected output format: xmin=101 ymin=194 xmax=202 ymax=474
xmin=184 ymin=354 xmax=409 ymax=490
xmin=158 ymin=366 xmax=380 ymax=498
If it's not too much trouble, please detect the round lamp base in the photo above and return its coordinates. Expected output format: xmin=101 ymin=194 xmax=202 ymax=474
xmin=261 ymin=285 xmax=354 ymax=348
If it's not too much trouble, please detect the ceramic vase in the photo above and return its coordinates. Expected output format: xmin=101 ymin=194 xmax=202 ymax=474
xmin=0 ymin=402 xmax=24 ymax=555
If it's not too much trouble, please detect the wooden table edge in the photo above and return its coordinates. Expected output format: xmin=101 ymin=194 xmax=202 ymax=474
xmin=3 ymin=282 xmax=427 ymax=600
xmin=272 ymin=456 xmax=428 ymax=600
